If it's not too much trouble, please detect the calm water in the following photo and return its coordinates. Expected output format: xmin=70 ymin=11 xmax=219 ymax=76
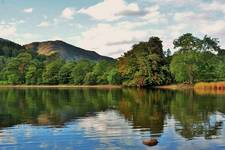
xmin=0 ymin=88 xmax=225 ymax=150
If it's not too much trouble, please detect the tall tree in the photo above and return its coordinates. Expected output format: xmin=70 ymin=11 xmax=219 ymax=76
xmin=58 ymin=62 xmax=76 ymax=84
xmin=107 ymin=68 xmax=122 ymax=85
xmin=72 ymin=60 xmax=93 ymax=84
xmin=25 ymin=59 xmax=43 ymax=84
xmin=174 ymin=33 xmax=223 ymax=53
xmin=42 ymin=59 xmax=64 ymax=84
xmin=16 ymin=52 xmax=32 ymax=83
xmin=92 ymin=60 xmax=114 ymax=84
xmin=171 ymin=33 xmax=225 ymax=83
xmin=3 ymin=58 xmax=20 ymax=84
xmin=118 ymin=37 xmax=171 ymax=86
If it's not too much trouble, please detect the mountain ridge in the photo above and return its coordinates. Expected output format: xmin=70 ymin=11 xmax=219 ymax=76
xmin=0 ymin=38 xmax=113 ymax=61
xmin=24 ymin=40 xmax=114 ymax=61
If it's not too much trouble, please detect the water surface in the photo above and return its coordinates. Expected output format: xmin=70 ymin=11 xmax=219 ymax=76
xmin=0 ymin=88 xmax=225 ymax=150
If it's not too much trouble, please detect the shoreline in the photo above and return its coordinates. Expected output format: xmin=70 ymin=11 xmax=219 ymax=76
xmin=155 ymin=84 xmax=194 ymax=90
xmin=1 ymin=82 xmax=225 ymax=91
xmin=0 ymin=85 xmax=122 ymax=89
xmin=156 ymin=82 xmax=225 ymax=95
xmin=0 ymin=84 xmax=193 ymax=90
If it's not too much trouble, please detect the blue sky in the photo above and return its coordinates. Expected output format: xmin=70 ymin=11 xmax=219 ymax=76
xmin=0 ymin=0 xmax=225 ymax=58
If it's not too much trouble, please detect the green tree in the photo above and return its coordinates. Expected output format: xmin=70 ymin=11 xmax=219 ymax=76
xmin=3 ymin=58 xmax=20 ymax=84
xmin=72 ymin=60 xmax=93 ymax=84
xmin=7 ymin=74 xmax=20 ymax=84
xmin=174 ymin=33 xmax=223 ymax=53
xmin=93 ymin=60 xmax=114 ymax=84
xmin=42 ymin=59 xmax=64 ymax=84
xmin=170 ymin=51 xmax=200 ymax=83
xmin=25 ymin=59 xmax=43 ymax=84
xmin=173 ymin=33 xmax=202 ymax=52
xmin=118 ymin=37 xmax=171 ymax=86
xmin=16 ymin=52 xmax=32 ymax=83
xmin=107 ymin=68 xmax=122 ymax=84
xmin=84 ymin=72 xmax=97 ymax=85
xmin=171 ymin=33 xmax=225 ymax=83
xmin=58 ymin=62 xmax=76 ymax=84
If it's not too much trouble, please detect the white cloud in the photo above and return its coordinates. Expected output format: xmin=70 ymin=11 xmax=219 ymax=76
xmin=116 ymin=21 xmax=148 ymax=30
xmin=37 ymin=21 xmax=50 ymax=27
xmin=61 ymin=7 xmax=76 ymax=20
xmin=141 ymin=6 xmax=167 ymax=23
xmin=23 ymin=8 xmax=33 ymax=13
xmin=0 ymin=24 xmax=16 ymax=37
xmin=14 ymin=33 xmax=41 ymax=45
xmin=76 ymin=23 xmax=148 ymax=57
xmin=78 ymin=0 xmax=166 ymax=23
xmin=200 ymin=20 xmax=225 ymax=34
xmin=78 ymin=0 xmax=141 ymax=21
xmin=174 ymin=11 xmax=195 ymax=22
xmin=161 ymin=0 xmax=193 ymax=4
xmin=174 ymin=11 xmax=212 ymax=23
xmin=152 ymin=0 xmax=196 ymax=6
xmin=6 ymin=20 xmax=25 ymax=25
xmin=17 ymin=20 xmax=25 ymax=24
xmin=173 ymin=10 xmax=225 ymax=34
xmin=200 ymin=1 xmax=225 ymax=14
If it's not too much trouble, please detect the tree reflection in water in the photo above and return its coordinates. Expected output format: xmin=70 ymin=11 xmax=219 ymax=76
xmin=0 ymin=88 xmax=224 ymax=140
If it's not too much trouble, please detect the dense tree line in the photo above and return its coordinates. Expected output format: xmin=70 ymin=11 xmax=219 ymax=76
xmin=118 ymin=33 xmax=225 ymax=86
xmin=170 ymin=33 xmax=225 ymax=83
xmin=0 ymin=54 xmax=121 ymax=85
xmin=0 ymin=41 xmax=121 ymax=85
xmin=0 ymin=33 xmax=225 ymax=86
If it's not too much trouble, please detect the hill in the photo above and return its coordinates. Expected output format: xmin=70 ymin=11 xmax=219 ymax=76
xmin=24 ymin=40 xmax=114 ymax=61
xmin=0 ymin=38 xmax=27 ymax=57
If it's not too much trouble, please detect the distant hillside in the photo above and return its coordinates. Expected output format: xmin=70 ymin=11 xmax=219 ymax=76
xmin=0 ymin=38 xmax=27 ymax=57
xmin=24 ymin=40 xmax=114 ymax=61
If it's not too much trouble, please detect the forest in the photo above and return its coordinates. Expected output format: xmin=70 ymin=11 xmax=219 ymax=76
xmin=0 ymin=33 xmax=225 ymax=86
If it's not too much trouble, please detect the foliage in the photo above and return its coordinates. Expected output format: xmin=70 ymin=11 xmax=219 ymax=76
xmin=42 ymin=59 xmax=64 ymax=84
xmin=84 ymin=72 xmax=97 ymax=85
xmin=173 ymin=33 xmax=223 ymax=53
xmin=25 ymin=59 xmax=44 ymax=84
xmin=171 ymin=33 xmax=225 ymax=83
xmin=58 ymin=62 xmax=76 ymax=84
xmin=170 ymin=51 xmax=200 ymax=83
xmin=118 ymin=37 xmax=172 ymax=86
xmin=72 ymin=60 xmax=93 ymax=84
xmin=92 ymin=60 xmax=115 ymax=84
xmin=107 ymin=68 xmax=122 ymax=85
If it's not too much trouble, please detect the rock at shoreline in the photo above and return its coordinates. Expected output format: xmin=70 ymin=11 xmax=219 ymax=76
xmin=143 ymin=139 xmax=158 ymax=146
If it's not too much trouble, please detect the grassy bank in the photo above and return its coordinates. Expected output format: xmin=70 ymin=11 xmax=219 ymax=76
xmin=155 ymin=84 xmax=193 ymax=90
xmin=156 ymin=82 xmax=225 ymax=95
xmin=194 ymin=82 xmax=225 ymax=90
xmin=194 ymin=82 xmax=225 ymax=95
xmin=0 ymin=85 xmax=122 ymax=89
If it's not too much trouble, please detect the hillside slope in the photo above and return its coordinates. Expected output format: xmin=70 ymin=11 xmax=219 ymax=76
xmin=24 ymin=40 xmax=114 ymax=61
xmin=0 ymin=38 xmax=26 ymax=57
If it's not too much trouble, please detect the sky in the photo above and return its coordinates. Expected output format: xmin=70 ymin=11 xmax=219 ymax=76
xmin=0 ymin=0 xmax=225 ymax=58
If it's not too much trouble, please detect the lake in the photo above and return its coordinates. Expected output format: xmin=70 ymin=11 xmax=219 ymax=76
xmin=0 ymin=88 xmax=225 ymax=150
